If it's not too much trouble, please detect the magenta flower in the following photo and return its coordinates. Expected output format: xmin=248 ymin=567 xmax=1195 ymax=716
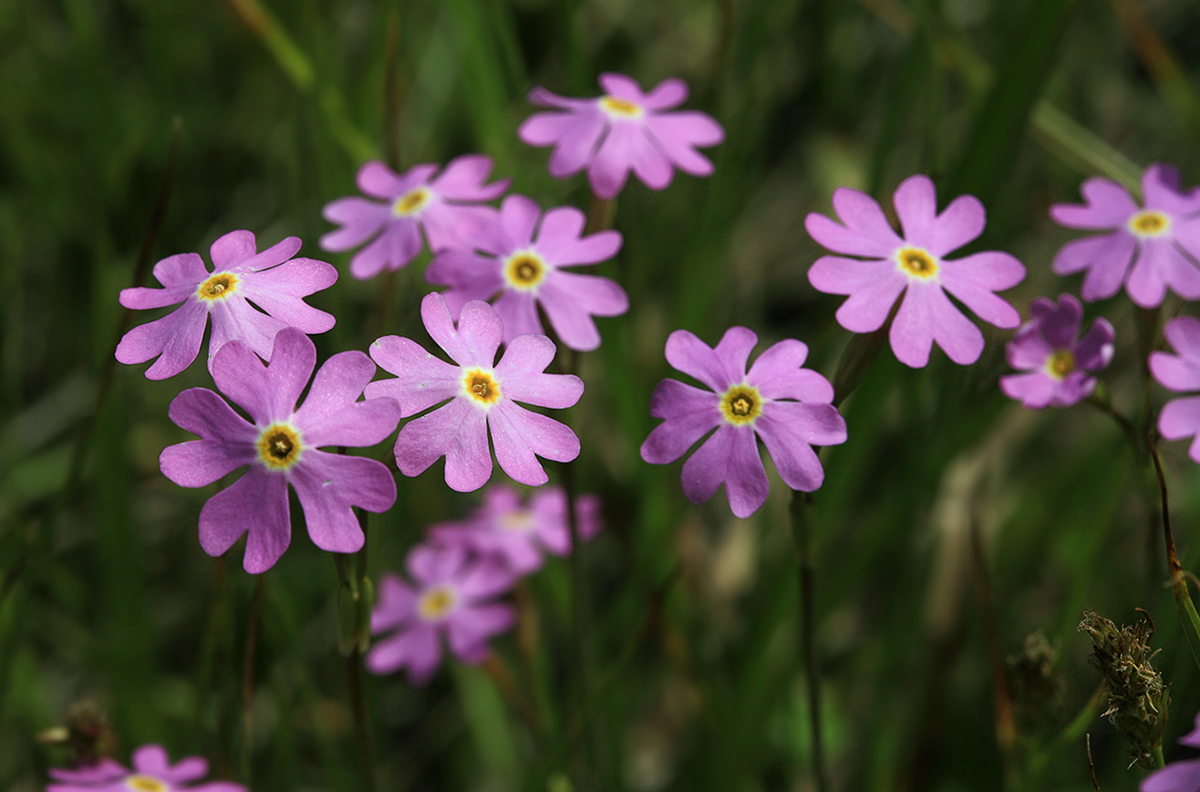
xmin=999 ymin=294 xmax=1115 ymax=409
xmin=430 ymin=484 xmax=602 ymax=575
xmin=320 ymin=155 xmax=509 ymax=280
xmin=518 ymin=72 xmax=724 ymax=199
xmin=159 ymin=327 xmax=401 ymax=573
xmin=47 ymin=744 xmax=245 ymax=792
xmin=425 ymin=193 xmax=626 ymax=350
xmin=1150 ymin=316 xmax=1200 ymax=463
xmin=806 ymin=174 xmax=1025 ymax=368
xmin=115 ymin=230 xmax=337 ymax=380
xmin=366 ymin=293 xmax=583 ymax=492
xmin=1142 ymin=710 xmax=1200 ymax=792
xmin=1051 ymin=164 xmax=1200 ymax=308
xmin=640 ymin=327 xmax=848 ymax=518
xmin=366 ymin=543 xmax=515 ymax=685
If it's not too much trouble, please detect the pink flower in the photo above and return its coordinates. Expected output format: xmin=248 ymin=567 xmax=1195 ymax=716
xmin=320 ymin=155 xmax=509 ymax=280
xmin=160 ymin=328 xmax=401 ymax=573
xmin=806 ymin=174 xmax=1025 ymax=368
xmin=1051 ymin=164 xmax=1200 ymax=308
xmin=640 ymin=327 xmax=847 ymax=518
xmin=999 ymin=294 xmax=1114 ymax=409
xmin=1142 ymin=710 xmax=1200 ymax=792
xmin=1150 ymin=316 xmax=1200 ymax=463
xmin=430 ymin=484 xmax=602 ymax=575
xmin=47 ymin=744 xmax=245 ymax=792
xmin=365 ymin=293 xmax=583 ymax=492
xmin=425 ymin=193 xmax=627 ymax=351
xmin=116 ymin=230 xmax=337 ymax=380
xmin=366 ymin=544 xmax=515 ymax=685
xmin=518 ymin=73 xmax=724 ymax=199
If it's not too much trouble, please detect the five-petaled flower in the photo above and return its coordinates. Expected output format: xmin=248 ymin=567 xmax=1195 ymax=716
xmin=321 ymin=154 xmax=510 ymax=280
xmin=806 ymin=174 xmax=1025 ymax=368
xmin=425 ymin=193 xmax=627 ymax=351
xmin=429 ymin=484 xmax=602 ymax=575
xmin=366 ymin=293 xmax=584 ymax=492
xmin=1141 ymin=709 xmax=1200 ymax=792
xmin=116 ymin=230 xmax=337 ymax=380
xmin=160 ymin=327 xmax=401 ymax=574
xmin=1051 ymin=163 xmax=1200 ymax=308
xmin=999 ymin=294 xmax=1115 ymax=409
xmin=518 ymin=72 xmax=724 ymax=199
xmin=1150 ymin=316 xmax=1200 ymax=463
xmin=366 ymin=543 xmax=516 ymax=685
xmin=640 ymin=327 xmax=848 ymax=518
xmin=47 ymin=744 xmax=245 ymax=792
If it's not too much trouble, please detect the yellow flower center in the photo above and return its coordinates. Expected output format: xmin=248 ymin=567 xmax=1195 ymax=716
xmin=256 ymin=422 xmax=303 ymax=470
xmin=1046 ymin=349 xmax=1075 ymax=380
xmin=125 ymin=776 xmax=168 ymax=792
xmin=393 ymin=186 xmax=431 ymax=217
xmin=1128 ymin=210 xmax=1170 ymax=238
xmin=600 ymin=95 xmax=643 ymax=118
xmin=463 ymin=369 xmax=502 ymax=405
xmin=720 ymin=384 xmax=762 ymax=426
xmin=896 ymin=247 xmax=939 ymax=280
xmin=418 ymin=585 xmax=457 ymax=621
xmin=197 ymin=272 xmax=239 ymax=301
xmin=499 ymin=512 xmax=534 ymax=532
xmin=504 ymin=251 xmax=547 ymax=290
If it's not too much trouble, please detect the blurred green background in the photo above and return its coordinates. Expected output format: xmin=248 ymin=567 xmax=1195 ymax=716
xmin=4 ymin=0 xmax=1200 ymax=789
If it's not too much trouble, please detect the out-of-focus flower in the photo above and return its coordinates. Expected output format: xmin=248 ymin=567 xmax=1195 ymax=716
xmin=366 ymin=293 xmax=583 ymax=492
xmin=430 ymin=484 xmax=602 ymax=575
xmin=1142 ymin=710 xmax=1200 ymax=792
xmin=806 ymin=174 xmax=1025 ymax=368
xmin=640 ymin=327 xmax=847 ymax=518
xmin=425 ymin=194 xmax=626 ymax=351
xmin=1151 ymin=316 xmax=1200 ymax=463
xmin=160 ymin=328 xmax=400 ymax=574
xmin=518 ymin=73 xmax=724 ymax=199
xmin=47 ymin=744 xmax=245 ymax=792
xmin=366 ymin=544 xmax=515 ymax=685
xmin=321 ymin=155 xmax=509 ymax=280
xmin=116 ymin=230 xmax=337 ymax=379
xmin=1051 ymin=164 xmax=1200 ymax=308
xmin=999 ymin=294 xmax=1114 ymax=409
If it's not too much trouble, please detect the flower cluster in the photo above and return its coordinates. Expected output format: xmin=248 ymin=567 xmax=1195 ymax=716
xmin=48 ymin=745 xmax=244 ymax=792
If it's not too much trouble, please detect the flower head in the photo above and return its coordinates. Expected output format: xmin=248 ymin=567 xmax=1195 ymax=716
xmin=425 ymin=193 xmax=627 ymax=350
xmin=1142 ymin=710 xmax=1200 ymax=792
xmin=430 ymin=484 xmax=602 ymax=575
xmin=159 ymin=328 xmax=401 ymax=573
xmin=640 ymin=327 xmax=848 ymax=518
xmin=47 ymin=744 xmax=245 ymax=792
xmin=366 ymin=543 xmax=515 ymax=685
xmin=806 ymin=174 xmax=1025 ymax=368
xmin=999 ymin=294 xmax=1114 ymax=409
xmin=1150 ymin=316 xmax=1200 ymax=463
xmin=321 ymin=155 xmax=509 ymax=280
xmin=1051 ymin=164 xmax=1200 ymax=308
xmin=116 ymin=230 xmax=337 ymax=379
xmin=365 ymin=293 xmax=583 ymax=492
xmin=518 ymin=73 xmax=724 ymax=199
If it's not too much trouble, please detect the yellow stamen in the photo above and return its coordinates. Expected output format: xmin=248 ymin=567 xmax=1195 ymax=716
xmin=1046 ymin=349 xmax=1075 ymax=379
xmin=1129 ymin=210 xmax=1170 ymax=237
xmin=418 ymin=586 xmax=457 ymax=620
xmin=721 ymin=385 xmax=762 ymax=426
xmin=601 ymin=95 xmax=642 ymax=118
xmin=125 ymin=776 xmax=168 ymax=792
xmin=896 ymin=247 xmax=938 ymax=280
xmin=256 ymin=423 xmax=303 ymax=470
xmin=393 ymin=187 xmax=430 ymax=217
xmin=505 ymin=252 xmax=546 ymax=289
xmin=197 ymin=273 xmax=239 ymax=301
xmin=463 ymin=369 xmax=502 ymax=405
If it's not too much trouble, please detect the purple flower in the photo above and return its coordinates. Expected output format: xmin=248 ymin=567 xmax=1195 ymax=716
xmin=366 ymin=543 xmax=516 ymax=685
xmin=47 ymin=744 xmax=245 ymax=792
xmin=425 ymin=193 xmax=627 ymax=351
xmin=518 ymin=73 xmax=724 ymax=199
xmin=999 ymin=294 xmax=1115 ymax=409
xmin=116 ymin=230 xmax=337 ymax=380
xmin=366 ymin=293 xmax=583 ymax=492
xmin=1051 ymin=164 xmax=1200 ymax=308
xmin=640 ymin=327 xmax=848 ymax=518
xmin=1150 ymin=316 xmax=1200 ymax=463
xmin=1142 ymin=710 xmax=1200 ymax=792
xmin=159 ymin=328 xmax=401 ymax=574
xmin=320 ymin=155 xmax=509 ymax=280
xmin=806 ymin=174 xmax=1025 ymax=368
xmin=430 ymin=484 xmax=602 ymax=575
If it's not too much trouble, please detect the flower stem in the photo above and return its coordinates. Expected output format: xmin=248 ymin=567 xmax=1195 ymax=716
xmin=789 ymin=492 xmax=828 ymax=792
xmin=240 ymin=574 xmax=264 ymax=784
xmin=1147 ymin=437 xmax=1200 ymax=673
xmin=334 ymin=511 xmax=376 ymax=792
xmin=584 ymin=195 xmax=616 ymax=234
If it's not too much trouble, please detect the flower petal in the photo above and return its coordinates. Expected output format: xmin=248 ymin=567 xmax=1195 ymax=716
xmin=198 ymin=467 xmax=291 ymax=574
xmin=395 ymin=398 xmax=493 ymax=492
xmin=488 ymin=403 xmax=580 ymax=485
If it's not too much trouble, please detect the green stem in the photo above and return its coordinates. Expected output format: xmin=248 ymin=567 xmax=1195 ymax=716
xmin=241 ymin=575 xmax=264 ymax=784
xmin=789 ymin=492 xmax=828 ymax=792
xmin=1148 ymin=438 xmax=1200 ymax=673
xmin=334 ymin=510 xmax=376 ymax=792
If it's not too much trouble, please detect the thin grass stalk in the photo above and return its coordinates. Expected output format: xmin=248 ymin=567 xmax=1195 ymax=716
xmin=241 ymin=574 xmax=265 ymax=784
xmin=1148 ymin=437 xmax=1200 ymax=673
xmin=334 ymin=509 xmax=376 ymax=792
xmin=789 ymin=492 xmax=828 ymax=792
